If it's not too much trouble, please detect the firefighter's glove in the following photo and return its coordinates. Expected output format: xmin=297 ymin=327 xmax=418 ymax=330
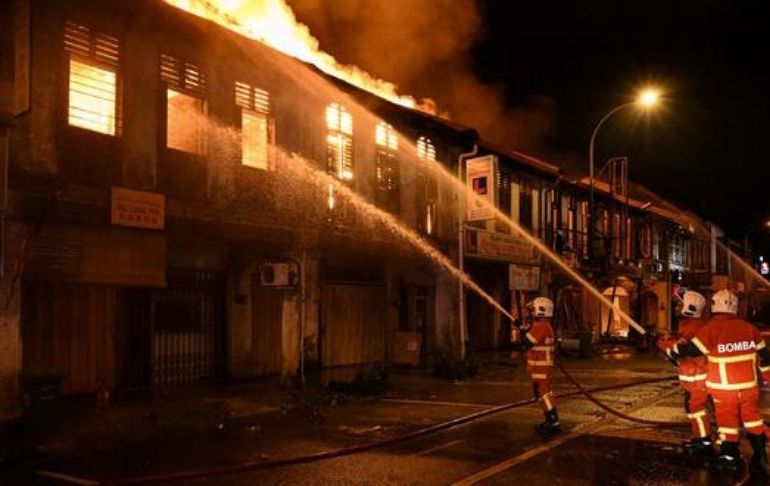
xmin=664 ymin=349 xmax=679 ymax=368
xmin=761 ymin=371 xmax=770 ymax=388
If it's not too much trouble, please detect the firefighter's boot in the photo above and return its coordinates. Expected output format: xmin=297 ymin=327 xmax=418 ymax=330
xmin=682 ymin=438 xmax=715 ymax=463
xmin=747 ymin=432 xmax=768 ymax=472
xmin=534 ymin=409 xmax=561 ymax=436
xmin=713 ymin=441 xmax=740 ymax=475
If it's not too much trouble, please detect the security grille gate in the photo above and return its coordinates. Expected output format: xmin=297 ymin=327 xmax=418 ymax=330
xmin=122 ymin=270 xmax=226 ymax=392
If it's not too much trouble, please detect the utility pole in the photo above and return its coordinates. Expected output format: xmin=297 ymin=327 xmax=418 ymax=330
xmin=457 ymin=144 xmax=478 ymax=359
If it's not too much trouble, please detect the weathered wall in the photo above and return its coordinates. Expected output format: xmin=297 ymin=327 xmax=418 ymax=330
xmin=0 ymin=222 xmax=24 ymax=422
xmin=227 ymin=253 xmax=321 ymax=380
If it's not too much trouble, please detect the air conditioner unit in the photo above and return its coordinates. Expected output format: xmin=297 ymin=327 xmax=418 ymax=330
xmin=260 ymin=263 xmax=292 ymax=287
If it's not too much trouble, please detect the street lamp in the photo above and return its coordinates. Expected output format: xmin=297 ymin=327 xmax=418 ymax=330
xmin=588 ymin=88 xmax=660 ymax=260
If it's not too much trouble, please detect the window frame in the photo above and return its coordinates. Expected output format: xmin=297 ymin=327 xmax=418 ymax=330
xmin=325 ymin=102 xmax=354 ymax=181
xmin=63 ymin=21 xmax=122 ymax=137
xmin=235 ymin=81 xmax=274 ymax=170
xmin=374 ymin=121 xmax=400 ymax=210
xmin=160 ymin=53 xmax=208 ymax=156
xmin=415 ymin=136 xmax=438 ymax=235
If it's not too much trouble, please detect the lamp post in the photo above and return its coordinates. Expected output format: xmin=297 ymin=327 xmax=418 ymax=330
xmin=588 ymin=88 xmax=659 ymax=261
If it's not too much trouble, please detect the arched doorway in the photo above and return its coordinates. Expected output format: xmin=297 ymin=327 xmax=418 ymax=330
xmin=601 ymin=286 xmax=631 ymax=337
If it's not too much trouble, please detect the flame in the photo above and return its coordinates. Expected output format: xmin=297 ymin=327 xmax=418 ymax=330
xmin=164 ymin=0 xmax=419 ymax=109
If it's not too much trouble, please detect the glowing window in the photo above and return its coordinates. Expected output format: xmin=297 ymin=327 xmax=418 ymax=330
xmin=166 ymin=89 xmax=205 ymax=154
xmin=375 ymin=122 xmax=399 ymax=204
xmin=64 ymin=22 xmax=119 ymax=135
xmin=68 ymin=60 xmax=117 ymax=135
xmin=161 ymin=55 xmax=207 ymax=154
xmin=416 ymin=136 xmax=438 ymax=235
xmin=326 ymin=103 xmax=353 ymax=180
xmin=417 ymin=136 xmax=436 ymax=161
xmin=236 ymin=82 xmax=272 ymax=169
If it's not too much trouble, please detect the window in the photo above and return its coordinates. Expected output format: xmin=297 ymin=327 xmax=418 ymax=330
xmin=326 ymin=103 xmax=353 ymax=180
xmin=161 ymin=54 xmax=207 ymax=154
xmin=624 ymin=217 xmax=633 ymax=260
xmin=375 ymin=122 xmax=399 ymax=209
xmin=531 ymin=188 xmax=540 ymax=236
xmin=64 ymin=22 xmax=119 ymax=135
xmin=416 ymin=136 xmax=438 ymax=235
xmin=496 ymin=170 xmax=511 ymax=234
xmin=567 ymin=200 xmax=576 ymax=251
xmin=519 ymin=186 xmax=533 ymax=232
xmin=417 ymin=136 xmax=436 ymax=161
xmin=578 ymin=201 xmax=589 ymax=258
xmin=613 ymin=213 xmax=622 ymax=258
xmin=511 ymin=182 xmax=521 ymax=224
xmin=560 ymin=195 xmax=570 ymax=250
xmin=235 ymin=81 xmax=272 ymax=169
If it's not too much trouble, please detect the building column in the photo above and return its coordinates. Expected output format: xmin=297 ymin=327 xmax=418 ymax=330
xmin=1 ymin=222 xmax=24 ymax=422
xmin=435 ymin=268 xmax=461 ymax=356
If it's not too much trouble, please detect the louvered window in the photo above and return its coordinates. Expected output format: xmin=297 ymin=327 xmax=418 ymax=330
xmin=161 ymin=54 xmax=207 ymax=154
xmin=416 ymin=136 xmax=436 ymax=161
xmin=325 ymin=103 xmax=353 ymax=181
xmin=64 ymin=21 xmax=120 ymax=136
xmin=416 ymin=136 xmax=438 ymax=235
xmin=375 ymin=122 xmax=399 ymax=210
xmin=235 ymin=81 xmax=272 ymax=170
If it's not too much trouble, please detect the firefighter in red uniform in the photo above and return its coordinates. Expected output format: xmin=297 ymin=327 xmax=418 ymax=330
xmin=669 ymin=289 xmax=770 ymax=474
xmin=658 ymin=290 xmax=713 ymax=458
xmin=519 ymin=297 xmax=561 ymax=436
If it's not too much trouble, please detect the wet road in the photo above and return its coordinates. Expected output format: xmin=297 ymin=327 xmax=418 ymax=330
xmin=186 ymin=380 xmax=715 ymax=485
xmin=10 ymin=352 xmax=770 ymax=485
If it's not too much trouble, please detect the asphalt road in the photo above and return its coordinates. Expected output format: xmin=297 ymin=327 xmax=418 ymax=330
xmin=9 ymin=351 xmax=770 ymax=485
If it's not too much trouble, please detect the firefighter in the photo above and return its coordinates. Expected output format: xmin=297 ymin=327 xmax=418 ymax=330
xmin=668 ymin=289 xmax=770 ymax=474
xmin=657 ymin=290 xmax=713 ymax=458
xmin=518 ymin=296 xmax=561 ymax=436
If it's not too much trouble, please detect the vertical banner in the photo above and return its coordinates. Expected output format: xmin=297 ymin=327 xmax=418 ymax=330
xmin=466 ymin=155 xmax=497 ymax=221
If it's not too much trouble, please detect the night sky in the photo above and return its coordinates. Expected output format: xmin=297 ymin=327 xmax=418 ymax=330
xmin=473 ymin=0 xmax=770 ymax=251
xmin=290 ymin=0 xmax=769 ymax=252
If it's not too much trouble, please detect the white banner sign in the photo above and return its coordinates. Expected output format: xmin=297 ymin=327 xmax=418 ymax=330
xmin=466 ymin=155 xmax=496 ymax=221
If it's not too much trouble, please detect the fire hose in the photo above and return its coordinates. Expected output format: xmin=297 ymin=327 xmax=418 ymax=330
xmin=555 ymin=360 xmax=689 ymax=427
xmin=39 ymin=374 xmax=679 ymax=485
xmin=554 ymin=361 xmax=759 ymax=486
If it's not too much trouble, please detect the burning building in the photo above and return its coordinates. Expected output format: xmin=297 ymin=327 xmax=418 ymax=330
xmin=0 ymin=0 xmax=731 ymax=422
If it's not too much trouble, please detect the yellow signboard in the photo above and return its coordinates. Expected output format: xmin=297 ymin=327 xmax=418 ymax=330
xmin=465 ymin=226 xmax=539 ymax=264
xmin=111 ymin=187 xmax=165 ymax=230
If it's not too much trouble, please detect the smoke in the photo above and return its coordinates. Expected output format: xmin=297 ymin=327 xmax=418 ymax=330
xmin=286 ymin=0 xmax=555 ymax=152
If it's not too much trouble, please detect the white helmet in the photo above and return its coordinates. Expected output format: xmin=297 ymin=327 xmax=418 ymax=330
xmin=527 ymin=297 xmax=554 ymax=318
xmin=680 ymin=290 xmax=706 ymax=318
xmin=711 ymin=289 xmax=738 ymax=315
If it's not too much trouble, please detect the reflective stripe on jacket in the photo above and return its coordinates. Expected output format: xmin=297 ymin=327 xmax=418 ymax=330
xmin=688 ymin=315 xmax=766 ymax=391
xmin=676 ymin=318 xmax=708 ymax=380
xmin=525 ymin=320 xmax=555 ymax=376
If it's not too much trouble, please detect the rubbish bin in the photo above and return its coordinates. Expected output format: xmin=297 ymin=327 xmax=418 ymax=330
xmin=21 ymin=372 xmax=63 ymax=435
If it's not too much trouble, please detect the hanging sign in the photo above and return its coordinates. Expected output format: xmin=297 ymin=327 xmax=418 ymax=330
xmin=466 ymin=155 xmax=496 ymax=221
xmin=509 ymin=264 xmax=540 ymax=291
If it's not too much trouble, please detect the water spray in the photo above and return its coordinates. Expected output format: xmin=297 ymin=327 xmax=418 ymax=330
xmin=425 ymin=159 xmax=646 ymax=335
xmin=275 ymin=151 xmax=516 ymax=323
